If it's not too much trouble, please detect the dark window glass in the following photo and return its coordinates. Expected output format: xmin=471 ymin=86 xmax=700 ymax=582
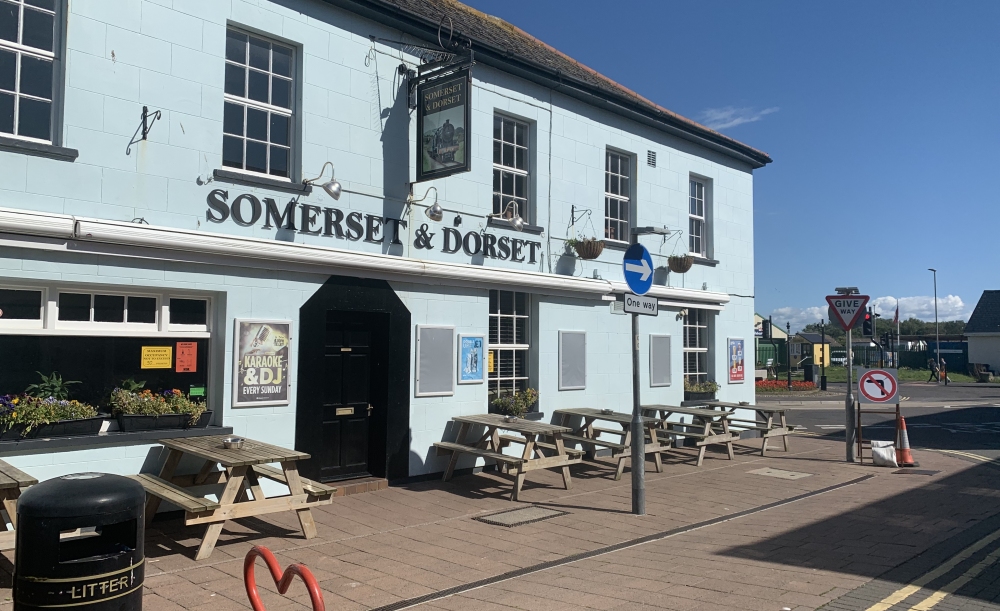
xmin=224 ymin=63 xmax=244 ymax=96
xmin=499 ymin=291 xmax=513 ymax=315
xmin=248 ymin=37 xmax=269 ymax=70
xmin=225 ymin=29 xmax=247 ymax=63
xmin=0 ymin=289 xmax=41 ymax=319
xmin=19 ymin=55 xmax=52 ymax=99
xmin=271 ymin=76 xmax=289 ymax=108
xmin=25 ymin=0 xmax=54 ymax=9
xmin=222 ymin=136 xmax=243 ymax=168
xmin=489 ymin=290 xmax=498 ymax=313
xmin=269 ymin=146 xmax=287 ymax=177
xmin=245 ymin=140 xmax=266 ymax=173
xmin=0 ymin=48 xmax=13 ymax=91
xmin=127 ymin=296 xmax=156 ymax=324
xmin=0 ymin=92 xmax=11 ymax=133
xmin=245 ymin=106 xmax=266 ymax=141
xmin=21 ymin=8 xmax=52 ymax=52
xmin=269 ymin=113 xmax=287 ymax=146
xmin=58 ymin=293 xmax=90 ymax=321
xmin=247 ymin=70 xmax=268 ymax=103
xmin=272 ymin=45 xmax=291 ymax=77
xmin=515 ymin=292 xmax=526 ymax=315
xmin=93 ymin=294 xmax=125 ymax=323
xmin=17 ymin=97 xmax=49 ymax=140
xmin=169 ymin=299 xmax=207 ymax=326
xmin=223 ymin=102 xmax=243 ymax=135
xmin=0 ymin=2 xmax=16 ymax=44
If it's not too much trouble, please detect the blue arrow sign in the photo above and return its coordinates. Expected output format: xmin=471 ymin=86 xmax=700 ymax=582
xmin=622 ymin=244 xmax=654 ymax=295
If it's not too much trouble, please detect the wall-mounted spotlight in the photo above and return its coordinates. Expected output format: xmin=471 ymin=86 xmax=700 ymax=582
xmin=408 ymin=186 xmax=442 ymax=221
xmin=488 ymin=200 xmax=525 ymax=232
xmin=303 ymin=161 xmax=342 ymax=200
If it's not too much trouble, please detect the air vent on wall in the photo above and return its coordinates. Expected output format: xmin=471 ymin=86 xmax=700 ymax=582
xmin=647 ymin=150 xmax=656 ymax=167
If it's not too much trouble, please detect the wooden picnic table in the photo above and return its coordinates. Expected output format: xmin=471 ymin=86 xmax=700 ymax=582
xmin=552 ymin=408 xmax=669 ymax=480
xmin=132 ymin=435 xmax=335 ymax=560
xmin=642 ymin=404 xmax=740 ymax=466
xmin=0 ymin=459 xmax=36 ymax=551
xmin=702 ymin=401 xmax=795 ymax=456
xmin=434 ymin=413 xmax=583 ymax=501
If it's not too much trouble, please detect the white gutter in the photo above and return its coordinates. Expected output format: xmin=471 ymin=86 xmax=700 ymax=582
xmin=0 ymin=207 xmax=730 ymax=307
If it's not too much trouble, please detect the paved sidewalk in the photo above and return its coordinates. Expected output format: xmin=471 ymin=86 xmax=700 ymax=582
xmin=1 ymin=436 xmax=997 ymax=611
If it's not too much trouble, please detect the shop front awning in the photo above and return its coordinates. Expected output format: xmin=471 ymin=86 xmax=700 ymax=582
xmin=0 ymin=207 xmax=729 ymax=309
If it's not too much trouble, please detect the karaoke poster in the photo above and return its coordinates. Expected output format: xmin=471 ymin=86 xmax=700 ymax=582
xmin=234 ymin=320 xmax=291 ymax=407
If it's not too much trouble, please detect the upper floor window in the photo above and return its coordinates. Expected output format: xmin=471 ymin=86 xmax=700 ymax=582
xmin=493 ymin=115 xmax=529 ymax=220
xmin=689 ymin=178 xmax=707 ymax=257
xmin=604 ymin=150 xmax=631 ymax=242
xmin=223 ymin=28 xmax=294 ymax=179
xmin=0 ymin=0 xmax=58 ymax=142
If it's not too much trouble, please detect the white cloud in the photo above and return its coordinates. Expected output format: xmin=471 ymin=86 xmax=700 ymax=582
xmin=699 ymin=106 xmax=779 ymax=130
xmin=768 ymin=294 xmax=969 ymax=333
xmin=870 ymin=295 xmax=968 ymax=322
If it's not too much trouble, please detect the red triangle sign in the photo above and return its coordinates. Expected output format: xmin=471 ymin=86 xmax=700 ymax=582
xmin=825 ymin=295 xmax=870 ymax=330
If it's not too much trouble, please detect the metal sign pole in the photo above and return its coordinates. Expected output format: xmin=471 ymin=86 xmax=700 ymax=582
xmin=846 ymin=328 xmax=855 ymax=462
xmin=630 ymin=310 xmax=644 ymax=515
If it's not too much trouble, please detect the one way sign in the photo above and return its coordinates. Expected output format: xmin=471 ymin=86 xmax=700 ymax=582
xmin=825 ymin=294 xmax=870 ymax=330
xmin=622 ymin=244 xmax=653 ymax=295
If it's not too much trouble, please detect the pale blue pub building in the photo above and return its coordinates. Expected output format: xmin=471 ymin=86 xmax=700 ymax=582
xmin=0 ymin=0 xmax=770 ymax=486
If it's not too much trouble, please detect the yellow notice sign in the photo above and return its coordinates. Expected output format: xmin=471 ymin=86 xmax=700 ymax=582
xmin=141 ymin=346 xmax=173 ymax=369
xmin=488 ymin=350 xmax=495 ymax=373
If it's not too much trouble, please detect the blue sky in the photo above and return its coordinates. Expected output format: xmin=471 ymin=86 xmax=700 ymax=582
xmin=461 ymin=0 xmax=1000 ymax=330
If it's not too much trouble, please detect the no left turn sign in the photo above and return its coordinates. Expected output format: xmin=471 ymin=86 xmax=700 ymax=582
xmin=857 ymin=368 xmax=898 ymax=404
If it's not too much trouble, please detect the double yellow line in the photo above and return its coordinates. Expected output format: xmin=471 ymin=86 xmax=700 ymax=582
xmin=933 ymin=448 xmax=1000 ymax=464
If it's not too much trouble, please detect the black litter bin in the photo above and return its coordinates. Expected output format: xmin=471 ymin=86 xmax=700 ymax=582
xmin=15 ymin=473 xmax=145 ymax=611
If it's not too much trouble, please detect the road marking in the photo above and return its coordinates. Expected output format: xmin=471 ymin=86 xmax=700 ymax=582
xmin=817 ymin=425 xmax=846 ymax=429
xmin=863 ymin=527 xmax=1000 ymax=611
xmin=934 ymin=449 xmax=1000 ymax=464
xmin=907 ymin=543 xmax=1000 ymax=610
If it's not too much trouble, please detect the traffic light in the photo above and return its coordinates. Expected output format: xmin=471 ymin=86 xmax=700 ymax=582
xmin=761 ymin=319 xmax=772 ymax=340
xmin=862 ymin=308 xmax=873 ymax=336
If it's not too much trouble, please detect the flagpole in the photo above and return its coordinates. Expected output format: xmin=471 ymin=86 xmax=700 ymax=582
xmin=896 ymin=299 xmax=900 ymax=367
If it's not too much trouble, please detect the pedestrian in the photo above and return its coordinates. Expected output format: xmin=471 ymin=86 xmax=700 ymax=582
xmin=927 ymin=357 xmax=939 ymax=383
xmin=940 ymin=358 xmax=952 ymax=385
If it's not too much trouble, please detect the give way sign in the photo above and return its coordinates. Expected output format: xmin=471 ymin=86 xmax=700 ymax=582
xmin=825 ymin=294 xmax=870 ymax=330
xmin=857 ymin=368 xmax=898 ymax=404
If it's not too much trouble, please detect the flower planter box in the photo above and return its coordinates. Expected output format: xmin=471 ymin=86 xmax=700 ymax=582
xmin=117 ymin=413 xmax=190 ymax=432
xmin=28 ymin=416 xmax=107 ymax=439
xmin=684 ymin=391 xmax=716 ymax=402
xmin=0 ymin=424 xmax=26 ymax=440
xmin=190 ymin=410 xmax=213 ymax=428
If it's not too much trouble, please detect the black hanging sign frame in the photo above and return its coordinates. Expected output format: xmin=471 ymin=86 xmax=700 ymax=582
xmin=415 ymin=64 xmax=472 ymax=183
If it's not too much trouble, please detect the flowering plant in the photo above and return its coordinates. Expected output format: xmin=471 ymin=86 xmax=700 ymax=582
xmin=684 ymin=379 xmax=719 ymax=393
xmin=755 ymin=380 xmax=817 ymax=392
xmin=490 ymin=388 xmax=538 ymax=418
xmin=0 ymin=394 xmax=98 ymax=434
xmin=109 ymin=388 xmax=206 ymax=424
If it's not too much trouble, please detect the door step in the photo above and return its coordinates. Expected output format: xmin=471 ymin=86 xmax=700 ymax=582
xmin=332 ymin=476 xmax=388 ymax=497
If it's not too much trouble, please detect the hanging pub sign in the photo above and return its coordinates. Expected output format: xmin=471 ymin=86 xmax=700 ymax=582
xmin=416 ymin=67 xmax=471 ymax=182
xmin=233 ymin=319 xmax=291 ymax=407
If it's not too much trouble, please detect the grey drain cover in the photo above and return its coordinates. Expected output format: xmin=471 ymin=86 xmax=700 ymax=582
xmin=747 ymin=467 xmax=813 ymax=480
xmin=474 ymin=506 xmax=569 ymax=527
xmin=893 ymin=469 xmax=940 ymax=476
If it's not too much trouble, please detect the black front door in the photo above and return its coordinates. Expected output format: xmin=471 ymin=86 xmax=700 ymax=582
xmin=297 ymin=310 xmax=387 ymax=482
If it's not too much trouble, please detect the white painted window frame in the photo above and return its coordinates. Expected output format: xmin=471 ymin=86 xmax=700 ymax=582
xmin=604 ymin=149 xmax=632 ymax=244
xmin=0 ymin=0 xmax=63 ymax=144
xmin=689 ymin=177 xmax=707 ymax=257
xmin=492 ymin=113 xmax=530 ymax=219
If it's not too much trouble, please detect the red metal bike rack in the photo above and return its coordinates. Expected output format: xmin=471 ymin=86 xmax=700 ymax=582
xmin=244 ymin=546 xmax=325 ymax=611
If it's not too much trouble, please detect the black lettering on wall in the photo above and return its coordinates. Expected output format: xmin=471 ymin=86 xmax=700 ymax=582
xmin=364 ymin=214 xmax=384 ymax=243
xmin=299 ymin=204 xmax=321 ymax=235
xmin=527 ymin=241 xmax=541 ymax=264
xmin=345 ymin=212 xmax=364 ymax=241
xmin=263 ymin=198 xmax=297 ymax=230
xmin=231 ymin=194 xmax=262 ymax=227
xmin=323 ymin=208 xmax=344 ymax=238
xmin=482 ymin=233 xmax=498 ymax=259
xmin=510 ymin=238 xmax=525 ymax=262
xmin=206 ymin=189 xmax=229 ymax=223
xmin=442 ymin=228 xmax=462 ymax=254
xmin=462 ymin=231 xmax=482 ymax=256
xmin=497 ymin=236 xmax=511 ymax=260
xmin=384 ymin=218 xmax=405 ymax=245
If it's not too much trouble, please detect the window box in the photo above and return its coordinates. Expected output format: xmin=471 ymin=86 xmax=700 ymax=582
xmin=117 ymin=413 xmax=189 ymax=432
xmin=29 ymin=416 xmax=107 ymax=438
xmin=683 ymin=391 xmax=716 ymax=402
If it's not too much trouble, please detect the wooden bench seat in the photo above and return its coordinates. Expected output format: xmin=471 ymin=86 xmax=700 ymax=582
xmin=591 ymin=426 xmax=627 ymax=437
xmin=559 ymin=433 xmax=628 ymax=452
xmin=252 ymin=465 xmax=337 ymax=498
xmin=129 ymin=473 xmax=220 ymax=524
xmin=433 ymin=441 xmax=525 ymax=465
xmin=498 ymin=434 xmax=585 ymax=457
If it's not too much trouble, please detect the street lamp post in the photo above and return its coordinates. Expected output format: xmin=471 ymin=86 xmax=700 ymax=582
xmin=820 ymin=319 xmax=827 ymax=391
xmin=929 ymin=268 xmax=939 ymax=382
xmin=786 ymin=322 xmax=792 ymax=391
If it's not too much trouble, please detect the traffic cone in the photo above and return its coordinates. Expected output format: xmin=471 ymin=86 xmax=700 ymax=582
xmin=896 ymin=416 xmax=918 ymax=467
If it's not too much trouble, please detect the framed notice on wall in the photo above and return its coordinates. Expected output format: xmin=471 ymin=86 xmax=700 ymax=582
xmin=233 ymin=319 xmax=291 ymax=407
xmin=728 ymin=338 xmax=745 ymax=384
xmin=416 ymin=67 xmax=471 ymax=182
xmin=458 ymin=334 xmax=485 ymax=384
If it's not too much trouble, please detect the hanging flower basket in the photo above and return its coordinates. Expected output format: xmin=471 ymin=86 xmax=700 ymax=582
xmin=569 ymin=238 xmax=604 ymax=260
xmin=667 ymin=255 xmax=693 ymax=274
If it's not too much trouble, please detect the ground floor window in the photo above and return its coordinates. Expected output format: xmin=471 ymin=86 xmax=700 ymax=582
xmin=488 ymin=290 xmax=530 ymax=398
xmin=683 ymin=309 xmax=710 ymax=384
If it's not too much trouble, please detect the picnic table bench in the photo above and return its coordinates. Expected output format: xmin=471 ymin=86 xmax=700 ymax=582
xmin=552 ymin=408 xmax=669 ymax=480
xmin=132 ymin=435 xmax=335 ymax=560
xmin=702 ymin=401 xmax=795 ymax=456
xmin=642 ymin=405 xmax=739 ymax=466
xmin=434 ymin=413 xmax=582 ymax=501
xmin=0 ymin=459 xmax=36 ymax=550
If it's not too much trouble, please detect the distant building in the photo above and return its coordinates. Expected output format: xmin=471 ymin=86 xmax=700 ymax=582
xmin=966 ymin=291 xmax=1000 ymax=373
xmin=790 ymin=333 xmax=839 ymax=366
